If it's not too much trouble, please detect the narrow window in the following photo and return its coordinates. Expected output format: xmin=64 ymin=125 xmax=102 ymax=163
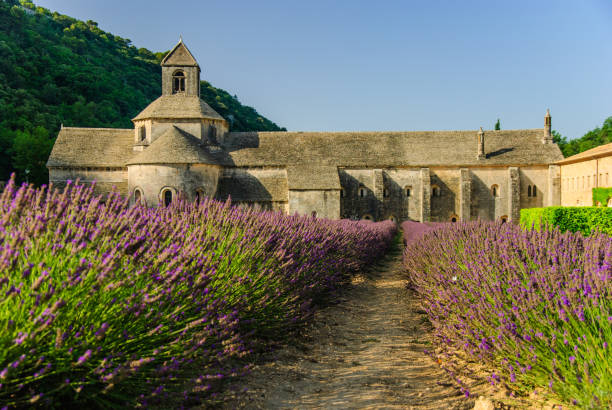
xmin=359 ymin=187 xmax=366 ymax=198
xmin=491 ymin=184 xmax=499 ymax=197
xmin=139 ymin=126 xmax=146 ymax=141
xmin=134 ymin=189 xmax=142 ymax=205
xmin=195 ymin=190 xmax=203 ymax=203
xmin=500 ymin=215 xmax=508 ymax=223
xmin=532 ymin=185 xmax=536 ymax=197
xmin=172 ymin=71 xmax=186 ymax=94
xmin=528 ymin=186 xmax=532 ymax=197
xmin=383 ymin=188 xmax=389 ymax=198
xmin=431 ymin=185 xmax=440 ymax=197
xmin=163 ymin=190 xmax=173 ymax=206
xmin=405 ymin=187 xmax=411 ymax=197
xmin=340 ymin=188 xmax=345 ymax=198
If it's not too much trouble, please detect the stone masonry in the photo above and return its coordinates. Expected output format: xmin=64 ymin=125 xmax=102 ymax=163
xmin=47 ymin=39 xmax=565 ymax=223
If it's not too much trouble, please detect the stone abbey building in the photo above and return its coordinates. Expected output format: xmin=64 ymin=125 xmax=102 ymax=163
xmin=48 ymin=40 xmax=564 ymax=222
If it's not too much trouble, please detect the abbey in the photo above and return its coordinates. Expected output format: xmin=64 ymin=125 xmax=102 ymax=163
xmin=47 ymin=39 xmax=564 ymax=222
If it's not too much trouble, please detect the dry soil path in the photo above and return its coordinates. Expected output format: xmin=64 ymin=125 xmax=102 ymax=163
xmin=218 ymin=246 xmax=486 ymax=409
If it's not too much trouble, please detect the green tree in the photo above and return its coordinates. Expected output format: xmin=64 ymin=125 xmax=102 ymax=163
xmin=11 ymin=126 xmax=54 ymax=185
xmin=0 ymin=0 xmax=284 ymax=185
xmin=494 ymin=118 xmax=501 ymax=130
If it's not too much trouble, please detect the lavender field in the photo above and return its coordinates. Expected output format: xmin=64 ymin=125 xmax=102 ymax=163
xmin=0 ymin=177 xmax=396 ymax=408
xmin=403 ymin=221 xmax=612 ymax=407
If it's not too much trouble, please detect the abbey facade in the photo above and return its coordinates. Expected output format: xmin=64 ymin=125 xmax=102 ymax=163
xmin=48 ymin=40 xmax=564 ymax=223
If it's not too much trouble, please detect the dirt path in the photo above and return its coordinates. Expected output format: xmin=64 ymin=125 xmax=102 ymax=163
xmin=218 ymin=246 xmax=482 ymax=409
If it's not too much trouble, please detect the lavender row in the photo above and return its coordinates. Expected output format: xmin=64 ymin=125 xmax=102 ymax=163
xmin=403 ymin=221 xmax=611 ymax=407
xmin=0 ymin=176 xmax=396 ymax=408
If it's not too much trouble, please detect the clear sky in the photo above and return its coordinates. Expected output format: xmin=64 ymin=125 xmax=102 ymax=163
xmin=33 ymin=0 xmax=612 ymax=139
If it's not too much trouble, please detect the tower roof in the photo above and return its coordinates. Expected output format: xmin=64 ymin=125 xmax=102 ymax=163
xmin=161 ymin=39 xmax=199 ymax=67
xmin=127 ymin=126 xmax=219 ymax=165
xmin=132 ymin=95 xmax=225 ymax=121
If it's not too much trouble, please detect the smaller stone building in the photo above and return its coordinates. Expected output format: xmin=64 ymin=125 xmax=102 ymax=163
xmin=557 ymin=142 xmax=612 ymax=206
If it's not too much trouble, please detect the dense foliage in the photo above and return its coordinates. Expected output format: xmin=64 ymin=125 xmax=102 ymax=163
xmin=592 ymin=188 xmax=612 ymax=207
xmin=0 ymin=176 xmax=396 ymax=408
xmin=520 ymin=206 xmax=612 ymax=236
xmin=0 ymin=0 xmax=285 ymax=186
xmin=403 ymin=221 xmax=612 ymax=407
xmin=553 ymin=116 xmax=612 ymax=158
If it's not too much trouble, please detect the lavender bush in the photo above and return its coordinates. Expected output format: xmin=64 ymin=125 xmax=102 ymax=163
xmin=0 ymin=176 xmax=396 ymax=408
xmin=403 ymin=221 xmax=612 ymax=407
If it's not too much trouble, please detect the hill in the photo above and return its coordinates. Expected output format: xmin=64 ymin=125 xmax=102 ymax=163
xmin=0 ymin=0 xmax=285 ymax=185
xmin=553 ymin=116 xmax=612 ymax=158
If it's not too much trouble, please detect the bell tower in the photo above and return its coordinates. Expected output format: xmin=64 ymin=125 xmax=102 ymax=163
xmin=160 ymin=38 xmax=200 ymax=97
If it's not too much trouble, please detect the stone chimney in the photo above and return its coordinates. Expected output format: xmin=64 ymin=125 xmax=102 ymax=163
xmin=543 ymin=109 xmax=552 ymax=144
xmin=477 ymin=127 xmax=485 ymax=160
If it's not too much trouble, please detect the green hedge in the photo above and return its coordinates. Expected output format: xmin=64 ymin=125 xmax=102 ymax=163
xmin=592 ymin=187 xmax=612 ymax=206
xmin=520 ymin=207 xmax=612 ymax=236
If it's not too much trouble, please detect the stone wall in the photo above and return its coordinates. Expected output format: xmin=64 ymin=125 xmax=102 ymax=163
xmin=560 ymin=157 xmax=612 ymax=206
xmin=429 ymin=168 xmax=460 ymax=222
xmin=518 ymin=166 xmax=548 ymax=209
xmin=470 ymin=167 xmax=512 ymax=221
xmin=162 ymin=66 xmax=200 ymax=97
xmin=127 ymin=164 xmax=220 ymax=206
xmin=288 ymin=190 xmax=340 ymax=219
xmin=49 ymin=167 xmax=128 ymax=196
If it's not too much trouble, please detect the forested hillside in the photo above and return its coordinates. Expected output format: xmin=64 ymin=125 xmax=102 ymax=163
xmin=553 ymin=116 xmax=612 ymax=158
xmin=0 ymin=0 xmax=284 ymax=185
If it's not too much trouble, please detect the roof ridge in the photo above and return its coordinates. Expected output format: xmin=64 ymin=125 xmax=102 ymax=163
xmin=228 ymin=128 xmax=544 ymax=136
xmin=160 ymin=40 xmax=199 ymax=67
xmin=62 ymin=127 xmax=133 ymax=131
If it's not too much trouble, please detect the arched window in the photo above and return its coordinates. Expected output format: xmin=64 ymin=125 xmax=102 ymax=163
xmin=162 ymin=189 xmax=173 ymax=207
xmin=134 ymin=188 xmax=143 ymax=205
xmin=491 ymin=184 xmax=499 ymax=197
xmin=527 ymin=185 xmax=532 ymax=197
xmin=500 ymin=215 xmax=508 ymax=223
xmin=532 ymin=185 xmax=536 ymax=197
xmin=405 ymin=186 xmax=412 ymax=197
xmin=172 ymin=70 xmax=186 ymax=94
xmin=450 ymin=215 xmax=458 ymax=223
xmin=388 ymin=215 xmax=397 ymax=223
xmin=209 ymin=125 xmax=217 ymax=141
xmin=431 ymin=185 xmax=441 ymax=197
xmin=358 ymin=187 xmax=366 ymax=198
xmin=383 ymin=188 xmax=389 ymax=198
xmin=195 ymin=189 xmax=204 ymax=203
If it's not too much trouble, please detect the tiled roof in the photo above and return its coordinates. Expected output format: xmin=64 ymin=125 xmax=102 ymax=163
xmin=221 ymin=129 xmax=563 ymax=168
xmin=556 ymin=142 xmax=612 ymax=165
xmin=127 ymin=126 xmax=220 ymax=165
xmin=133 ymin=95 xmax=225 ymax=121
xmin=47 ymin=127 xmax=133 ymax=168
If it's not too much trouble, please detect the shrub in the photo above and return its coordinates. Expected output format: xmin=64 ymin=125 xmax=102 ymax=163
xmin=0 ymin=176 xmax=396 ymax=408
xmin=403 ymin=221 xmax=612 ymax=407
xmin=520 ymin=206 xmax=612 ymax=236
xmin=592 ymin=188 xmax=612 ymax=207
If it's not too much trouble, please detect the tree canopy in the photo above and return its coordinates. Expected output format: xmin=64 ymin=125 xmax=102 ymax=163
xmin=0 ymin=0 xmax=285 ymax=185
xmin=553 ymin=116 xmax=612 ymax=158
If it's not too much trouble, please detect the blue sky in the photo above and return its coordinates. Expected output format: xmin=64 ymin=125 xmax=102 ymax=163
xmin=34 ymin=0 xmax=612 ymax=139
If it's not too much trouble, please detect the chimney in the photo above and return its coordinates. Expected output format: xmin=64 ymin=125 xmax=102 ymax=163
xmin=477 ymin=127 xmax=485 ymax=160
xmin=543 ymin=109 xmax=552 ymax=144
